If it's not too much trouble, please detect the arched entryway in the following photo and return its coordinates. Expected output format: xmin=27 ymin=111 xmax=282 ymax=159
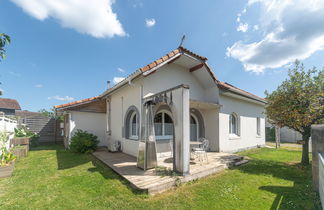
xmin=190 ymin=108 xmax=205 ymax=141
xmin=153 ymin=104 xmax=175 ymax=169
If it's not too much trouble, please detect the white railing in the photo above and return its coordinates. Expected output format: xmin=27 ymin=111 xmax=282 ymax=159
xmin=318 ymin=153 xmax=324 ymax=207
xmin=0 ymin=116 xmax=17 ymax=150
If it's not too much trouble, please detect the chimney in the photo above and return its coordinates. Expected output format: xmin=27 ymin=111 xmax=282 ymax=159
xmin=107 ymin=81 xmax=111 ymax=89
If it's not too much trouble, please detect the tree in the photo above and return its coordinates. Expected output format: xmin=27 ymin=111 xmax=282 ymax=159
xmin=0 ymin=33 xmax=10 ymax=61
xmin=38 ymin=108 xmax=55 ymax=118
xmin=265 ymin=61 xmax=324 ymax=165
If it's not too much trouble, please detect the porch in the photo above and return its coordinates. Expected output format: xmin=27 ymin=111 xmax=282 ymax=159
xmin=93 ymin=149 xmax=245 ymax=195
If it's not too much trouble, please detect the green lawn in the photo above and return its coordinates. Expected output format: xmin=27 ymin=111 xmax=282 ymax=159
xmin=0 ymin=144 xmax=320 ymax=210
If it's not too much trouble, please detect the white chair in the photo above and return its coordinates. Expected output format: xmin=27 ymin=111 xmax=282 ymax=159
xmin=192 ymin=138 xmax=209 ymax=163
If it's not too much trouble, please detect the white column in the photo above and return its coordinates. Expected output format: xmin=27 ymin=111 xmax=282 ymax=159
xmin=172 ymin=86 xmax=190 ymax=175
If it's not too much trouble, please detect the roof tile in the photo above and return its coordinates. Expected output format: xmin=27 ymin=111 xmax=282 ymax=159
xmin=55 ymin=96 xmax=100 ymax=109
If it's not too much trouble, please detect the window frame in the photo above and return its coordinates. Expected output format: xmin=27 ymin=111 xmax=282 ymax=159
xmin=256 ymin=117 xmax=261 ymax=136
xmin=154 ymin=110 xmax=173 ymax=140
xmin=229 ymin=113 xmax=240 ymax=138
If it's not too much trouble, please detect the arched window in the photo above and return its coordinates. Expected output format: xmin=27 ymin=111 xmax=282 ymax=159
xmin=154 ymin=111 xmax=173 ymax=140
xmin=229 ymin=113 xmax=240 ymax=136
xmin=129 ymin=112 xmax=138 ymax=139
xmin=124 ymin=106 xmax=139 ymax=140
xmin=190 ymin=114 xmax=199 ymax=141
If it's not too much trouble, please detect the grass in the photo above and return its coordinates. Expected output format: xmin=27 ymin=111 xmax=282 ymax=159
xmin=0 ymin=144 xmax=320 ymax=209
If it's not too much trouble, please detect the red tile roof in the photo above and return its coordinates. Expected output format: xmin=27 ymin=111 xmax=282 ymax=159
xmin=0 ymin=98 xmax=21 ymax=110
xmin=56 ymin=47 xmax=265 ymax=109
xmin=55 ymin=96 xmax=99 ymax=109
xmin=218 ymin=82 xmax=266 ymax=103
xmin=139 ymin=46 xmax=207 ymax=73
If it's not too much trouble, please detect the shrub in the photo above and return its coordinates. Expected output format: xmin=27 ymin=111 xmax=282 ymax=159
xmin=29 ymin=134 xmax=40 ymax=148
xmin=14 ymin=127 xmax=40 ymax=148
xmin=70 ymin=129 xmax=99 ymax=153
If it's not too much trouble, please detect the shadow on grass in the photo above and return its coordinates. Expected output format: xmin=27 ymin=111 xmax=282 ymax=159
xmin=233 ymin=159 xmax=321 ymax=209
xmin=31 ymin=143 xmax=146 ymax=195
xmin=50 ymin=144 xmax=145 ymax=195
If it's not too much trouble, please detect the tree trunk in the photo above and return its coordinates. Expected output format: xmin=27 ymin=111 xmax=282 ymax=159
xmin=301 ymin=133 xmax=310 ymax=165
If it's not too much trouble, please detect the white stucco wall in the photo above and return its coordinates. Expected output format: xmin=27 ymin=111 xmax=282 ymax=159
xmin=107 ymin=63 xmax=220 ymax=157
xmin=218 ymin=95 xmax=266 ymax=152
xmin=142 ymin=64 xmax=219 ymax=103
xmin=106 ymin=62 xmax=265 ymax=156
xmin=69 ymin=111 xmax=107 ymax=146
xmin=108 ymin=81 xmax=142 ymax=157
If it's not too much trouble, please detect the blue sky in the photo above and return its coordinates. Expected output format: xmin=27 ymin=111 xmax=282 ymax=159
xmin=1 ymin=0 xmax=324 ymax=111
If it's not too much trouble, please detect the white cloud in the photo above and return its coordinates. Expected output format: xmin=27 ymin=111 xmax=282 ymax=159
xmin=10 ymin=0 xmax=126 ymax=38
xmin=117 ymin=67 xmax=125 ymax=73
xmin=145 ymin=18 xmax=156 ymax=27
xmin=237 ymin=23 xmax=249 ymax=32
xmin=113 ymin=77 xmax=125 ymax=84
xmin=35 ymin=84 xmax=43 ymax=88
xmin=48 ymin=95 xmax=75 ymax=101
xmin=227 ymin=0 xmax=324 ymax=73
xmin=253 ymin=25 xmax=259 ymax=31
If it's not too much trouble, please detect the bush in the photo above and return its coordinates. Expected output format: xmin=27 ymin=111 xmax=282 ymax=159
xmin=29 ymin=134 xmax=40 ymax=148
xmin=266 ymin=127 xmax=276 ymax=142
xmin=70 ymin=129 xmax=99 ymax=153
xmin=14 ymin=128 xmax=40 ymax=148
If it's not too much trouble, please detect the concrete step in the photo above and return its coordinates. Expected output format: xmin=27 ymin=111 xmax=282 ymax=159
xmin=234 ymin=159 xmax=249 ymax=166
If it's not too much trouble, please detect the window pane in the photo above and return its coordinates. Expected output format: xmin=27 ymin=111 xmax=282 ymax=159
xmin=154 ymin=123 xmax=162 ymax=136
xmin=257 ymin=118 xmax=260 ymax=135
xmin=190 ymin=124 xmax=197 ymax=141
xmin=154 ymin=113 xmax=162 ymax=123
xmin=132 ymin=114 xmax=137 ymax=123
xmin=164 ymin=113 xmax=173 ymax=136
xmin=164 ymin=113 xmax=173 ymax=123
xmin=154 ymin=113 xmax=162 ymax=136
xmin=132 ymin=123 xmax=137 ymax=136
xmin=190 ymin=116 xmax=196 ymax=124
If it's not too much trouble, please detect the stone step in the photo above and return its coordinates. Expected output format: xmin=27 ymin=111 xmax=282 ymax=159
xmin=234 ymin=159 xmax=249 ymax=166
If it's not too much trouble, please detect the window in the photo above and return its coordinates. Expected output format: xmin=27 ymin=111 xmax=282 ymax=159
xmin=129 ymin=112 xmax=138 ymax=139
xmin=154 ymin=111 xmax=173 ymax=140
xmin=190 ymin=114 xmax=199 ymax=141
xmin=256 ymin=117 xmax=261 ymax=136
xmin=124 ymin=106 xmax=139 ymax=140
xmin=229 ymin=113 xmax=239 ymax=136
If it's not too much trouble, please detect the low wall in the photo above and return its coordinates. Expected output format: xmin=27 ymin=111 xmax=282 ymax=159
xmin=318 ymin=153 xmax=324 ymax=207
xmin=311 ymin=124 xmax=324 ymax=209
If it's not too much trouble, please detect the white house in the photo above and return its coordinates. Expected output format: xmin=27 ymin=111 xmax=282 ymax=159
xmin=55 ymin=46 xmax=266 ymax=174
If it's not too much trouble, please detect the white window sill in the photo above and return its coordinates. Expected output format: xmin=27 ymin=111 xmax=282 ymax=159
xmin=256 ymin=135 xmax=262 ymax=138
xmin=229 ymin=134 xmax=240 ymax=140
xmin=127 ymin=136 xmax=139 ymax=141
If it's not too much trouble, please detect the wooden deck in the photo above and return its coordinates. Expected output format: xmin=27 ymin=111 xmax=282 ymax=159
xmin=93 ymin=149 xmax=244 ymax=195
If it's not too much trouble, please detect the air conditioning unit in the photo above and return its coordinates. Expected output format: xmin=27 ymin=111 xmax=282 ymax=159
xmin=108 ymin=140 xmax=121 ymax=152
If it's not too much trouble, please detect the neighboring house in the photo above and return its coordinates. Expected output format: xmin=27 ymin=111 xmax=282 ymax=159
xmin=0 ymin=98 xmax=21 ymax=115
xmin=55 ymin=47 xmax=266 ymax=174
xmin=265 ymin=120 xmax=303 ymax=143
